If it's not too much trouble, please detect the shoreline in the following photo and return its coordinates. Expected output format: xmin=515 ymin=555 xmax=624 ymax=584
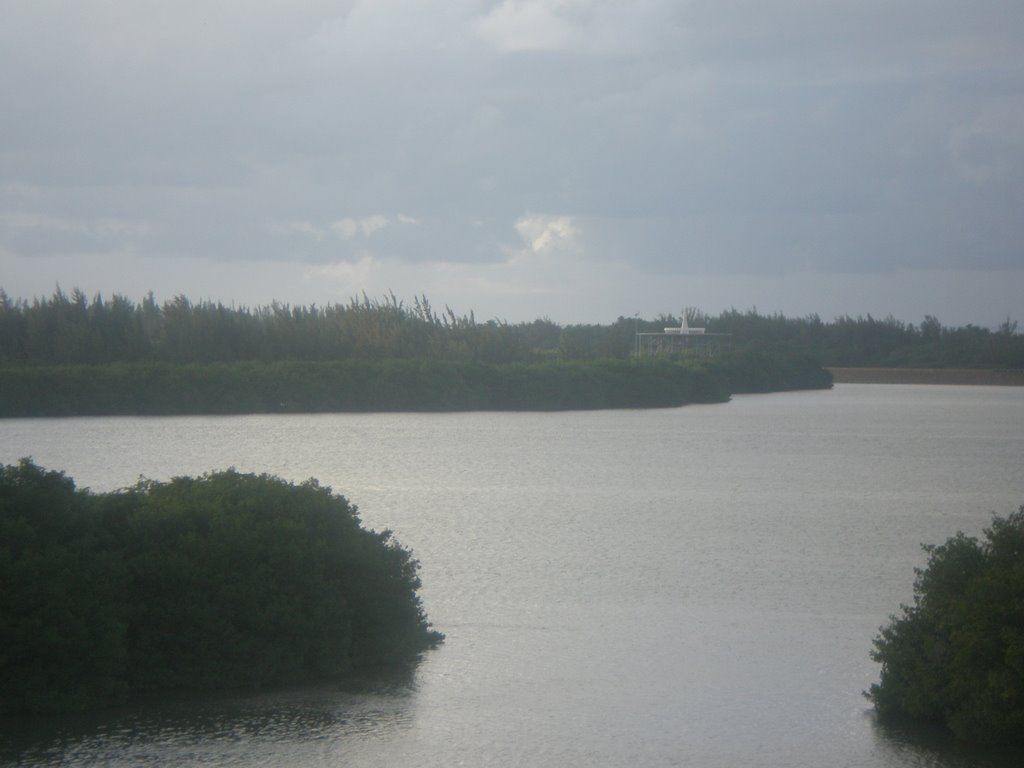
xmin=827 ymin=367 xmax=1024 ymax=386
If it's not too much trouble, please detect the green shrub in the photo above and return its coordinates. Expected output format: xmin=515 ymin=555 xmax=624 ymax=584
xmin=0 ymin=461 xmax=442 ymax=713
xmin=868 ymin=508 xmax=1024 ymax=744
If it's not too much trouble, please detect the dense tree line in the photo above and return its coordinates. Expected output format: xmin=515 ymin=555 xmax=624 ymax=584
xmin=0 ymin=288 xmax=1020 ymax=368
xmin=709 ymin=310 xmax=1023 ymax=369
xmin=0 ymin=354 xmax=832 ymax=417
xmin=0 ymin=460 xmax=442 ymax=714
xmin=0 ymin=360 xmax=716 ymax=417
xmin=868 ymin=508 xmax=1024 ymax=744
xmin=0 ymin=288 xmax=556 ymax=365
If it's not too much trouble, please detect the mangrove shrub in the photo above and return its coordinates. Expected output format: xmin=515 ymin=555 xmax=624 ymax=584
xmin=0 ymin=460 xmax=442 ymax=714
xmin=867 ymin=508 xmax=1024 ymax=744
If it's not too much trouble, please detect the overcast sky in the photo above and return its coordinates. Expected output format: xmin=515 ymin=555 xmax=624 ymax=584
xmin=2 ymin=1 xmax=1022 ymax=326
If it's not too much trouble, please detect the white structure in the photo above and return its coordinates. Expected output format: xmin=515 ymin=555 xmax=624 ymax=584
xmin=663 ymin=315 xmax=706 ymax=335
xmin=638 ymin=309 xmax=728 ymax=358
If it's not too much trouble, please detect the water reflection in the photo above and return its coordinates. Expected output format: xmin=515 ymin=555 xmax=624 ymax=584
xmin=2 ymin=673 xmax=419 ymax=768
xmin=869 ymin=713 xmax=1022 ymax=768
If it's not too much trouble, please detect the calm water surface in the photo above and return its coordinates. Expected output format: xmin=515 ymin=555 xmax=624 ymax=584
xmin=1 ymin=384 xmax=1022 ymax=767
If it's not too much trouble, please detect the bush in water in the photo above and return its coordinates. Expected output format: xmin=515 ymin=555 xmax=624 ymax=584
xmin=0 ymin=460 xmax=442 ymax=714
xmin=868 ymin=507 xmax=1024 ymax=744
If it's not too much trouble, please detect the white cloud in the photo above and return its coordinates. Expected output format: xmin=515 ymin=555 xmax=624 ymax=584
xmin=358 ymin=215 xmax=390 ymax=237
xmin=513 ymin=214 xmax=578 ymax=254
xmin=269 ymin=220 xmax=325 ymax=240
xmin=474 ymin=1 xmax=675 ymax=55
xmin=327 ymin=214 xmax=416 ymax=240
xmin=330 ymin=219 xmax=361 ymax=240
xmin=304 ymin=253 xmax=381 ymax=296
xmin=476 ymin=0 xmax=577 ymax=52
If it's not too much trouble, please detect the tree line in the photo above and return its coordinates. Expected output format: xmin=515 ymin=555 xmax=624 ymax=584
xmin=0 ymin=355 xmax=832 ymax=417
xmin=0 ymin=460 xmax=443 ymax=714
xmin=0 ymin=287 xmax=1020 ymax=368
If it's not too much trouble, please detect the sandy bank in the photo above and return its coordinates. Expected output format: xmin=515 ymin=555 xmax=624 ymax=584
xmin=827 ymin=368 xmax=1024 ymax=386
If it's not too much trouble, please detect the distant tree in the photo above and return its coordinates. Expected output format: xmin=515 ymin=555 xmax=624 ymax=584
xmin=997 ymin=316 xmax=1018 ymax=336
xmin=0 ymin=288 xmax=1020 ymax=369
xmin=920 ymin=315 xmax=943 ymax=341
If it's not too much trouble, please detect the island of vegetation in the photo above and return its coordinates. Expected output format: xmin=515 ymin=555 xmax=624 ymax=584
xmin=0 ymin=288 xmax=1020 ymax=415
xmin=0 ymin=289 xmax=844 ymax=416
xmin=0 ymin=459 xmax=443 ymax=715
xmin=867 ymin=507 xmax=1024 ymax=745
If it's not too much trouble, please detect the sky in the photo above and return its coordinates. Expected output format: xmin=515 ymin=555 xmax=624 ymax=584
xmin=1 ymin=0 xmax=1022 ymax=327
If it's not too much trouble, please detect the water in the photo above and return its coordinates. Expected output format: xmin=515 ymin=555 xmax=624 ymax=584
xmin=1 ymin=384 xmax=1022 ymax=767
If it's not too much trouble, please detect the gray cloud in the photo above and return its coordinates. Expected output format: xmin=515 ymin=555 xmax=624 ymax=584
xmin=1 ymin=0 xmax=1022 ymax=324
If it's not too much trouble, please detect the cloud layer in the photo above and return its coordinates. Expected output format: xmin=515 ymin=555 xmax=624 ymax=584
xmin=2 ymin=1 xmax=1022 ymax=324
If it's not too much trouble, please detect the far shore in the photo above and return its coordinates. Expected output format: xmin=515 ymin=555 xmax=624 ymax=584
xmin=827 ymin=367 xmax=1024 ymax=386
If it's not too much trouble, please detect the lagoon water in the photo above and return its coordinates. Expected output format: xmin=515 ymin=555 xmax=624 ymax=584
xmin=2 ymin=384 xmax=1023 ymax=767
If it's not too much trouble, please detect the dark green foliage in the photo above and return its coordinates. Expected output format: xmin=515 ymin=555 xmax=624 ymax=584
xmin=9 ymin=284 xmax=1019 ymax=413
xmin=1 ymin=288 xmax=1019 ymax=369
xmin=702 ymin=351 xmax=834 ymax=394
xmin=0 ymin=461 xmax=128 ymax=713
xmin=0 ymin=461 xmax=442 ymax=714
xmin=0 ymin=287 xmax=864 ymax=415
xmin=868 ymin=508 xmax=1024 ymax=744
xmin=708 ymin=309 xmax=1024 ymax=369
xmin=0 ymin=358 xmax=754 ymax=416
